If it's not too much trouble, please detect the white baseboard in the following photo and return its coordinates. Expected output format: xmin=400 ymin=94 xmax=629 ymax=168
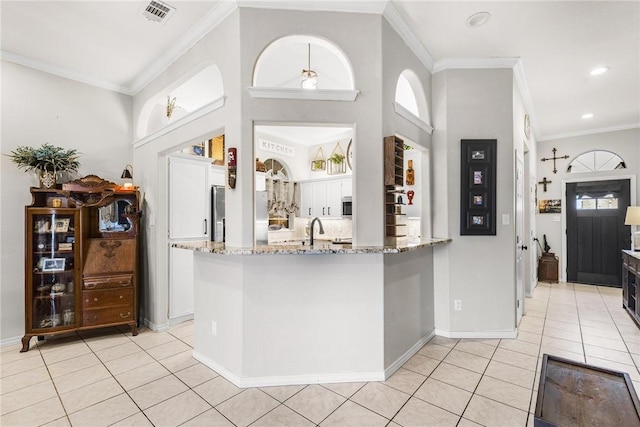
xmin=384 ymin=330 xmax=435 ymax=379
xmin=434 ymin=328 xmax=517 ymax=339
xmin=1 ymin=336 xmax=23 ymax=348
xmin=168 ymin=313 xmax=194 ymax=326
xmin=143 ymin=318 xmax=170 ymax=332
xmin=192 ymin=350 xmax=385 ymax=389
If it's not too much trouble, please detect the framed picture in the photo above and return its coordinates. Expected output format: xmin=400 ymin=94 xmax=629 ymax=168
xmin=209 ymin=135 xmax=225 ymax=166
xmin=539 ymin=199 xmax=561 ymax=214
xmin=34 ymin=220 xmax=50 ymax=233
xmin=54 ymin=218 xmax=70 ymax=233
xmin=42 ymin=258 xmax=65 ymax=272
xmin=461 ymin=139 xmax=497 ymax=235
xmin=58 ymin=242 xmax=73 ymax=251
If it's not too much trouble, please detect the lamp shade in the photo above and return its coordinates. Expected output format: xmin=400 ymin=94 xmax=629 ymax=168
xmin=625 ymin=206 xmax=640 ymax=225
xmin=121 ymin=165 xmax=133 ymax=180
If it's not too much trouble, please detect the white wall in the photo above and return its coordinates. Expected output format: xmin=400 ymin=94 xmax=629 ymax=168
xmin=536 ymin=128 xmax=640 ymax=279
xmin=432 ymin=68 xmax=517 ymax=336
xmin=0 ymin=61 xmax=132 ymax=343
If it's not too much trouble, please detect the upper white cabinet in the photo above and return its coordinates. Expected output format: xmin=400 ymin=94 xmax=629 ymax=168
xmin=299 ymin=178 xmax=351 ymax=218
xmin=169 ymin=155 xmax=210 ymax=240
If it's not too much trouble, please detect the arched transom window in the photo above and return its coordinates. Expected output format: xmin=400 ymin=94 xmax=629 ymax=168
xmin=567 ymin=150 xmax=626 ymax=173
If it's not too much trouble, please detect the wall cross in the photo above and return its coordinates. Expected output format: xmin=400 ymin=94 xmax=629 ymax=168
xmin=541 ymin=147 xmax=569 ymax=174
xmin=537 ymin=177 xmax=552 ymax=192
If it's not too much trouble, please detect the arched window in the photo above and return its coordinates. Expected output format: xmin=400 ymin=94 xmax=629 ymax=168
xmin=394 ymin=69 xmax=432 ymax=134
xmin=567 ymin=150 xmax=626 ymax=173
xmin=264 ymin=158 xmax=289 ymax=180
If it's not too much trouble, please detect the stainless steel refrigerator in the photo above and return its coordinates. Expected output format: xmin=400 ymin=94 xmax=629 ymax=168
xmin=211 ymin=185 xmax=225 ymax=242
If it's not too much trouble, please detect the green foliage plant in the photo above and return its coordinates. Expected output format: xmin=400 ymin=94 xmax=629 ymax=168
xmin=7 ymin=143 xmax=80 ymax=174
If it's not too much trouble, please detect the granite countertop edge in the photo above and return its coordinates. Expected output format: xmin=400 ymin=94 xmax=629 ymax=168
xmin=172 ymin=238 xmax=452 ymax=255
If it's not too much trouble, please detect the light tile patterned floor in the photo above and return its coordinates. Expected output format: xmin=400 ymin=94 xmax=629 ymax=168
xmin=1 ymin=282 xmax=639 ymax=426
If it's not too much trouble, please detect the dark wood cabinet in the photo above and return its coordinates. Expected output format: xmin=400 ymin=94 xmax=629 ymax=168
xmin=21 ymin=175 xmax=141 ymax=352
xmin=622 ymin=250 xmax=640 ymax=328
xmin=384 ymin=136 xmax=406 ymax=245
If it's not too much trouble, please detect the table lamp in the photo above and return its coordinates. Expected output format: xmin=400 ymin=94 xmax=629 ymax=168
xmin=624 ymin=206 xmax=640 ymax=251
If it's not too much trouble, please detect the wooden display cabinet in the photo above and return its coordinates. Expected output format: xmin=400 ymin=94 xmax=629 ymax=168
xmin=622 ymin=250 xmax=640 ymax=328
xmin=384 ymin=136 xmax=406 ymax=245
xmin=21 ymin=175 xmax=141 ymax=352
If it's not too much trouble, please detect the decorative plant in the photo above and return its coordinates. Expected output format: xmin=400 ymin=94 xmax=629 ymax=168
xmin=312 ymin=159 xmax=326 ymax=170
xmin=327 ymin=153 xmax=345 ymax=164
xmin=7 ymin=143 xmax=80 ymax=174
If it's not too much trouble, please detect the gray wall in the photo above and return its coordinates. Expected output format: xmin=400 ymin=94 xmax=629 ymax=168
xmin=0 ymin=61 xmax=132 ymax=343
xmin=432 ymin=68 xmax=517 ymax=335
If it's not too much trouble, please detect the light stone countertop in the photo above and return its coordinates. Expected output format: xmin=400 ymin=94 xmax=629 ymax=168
xmin=623 ymin=249 xmax=640 ymax=260
xmin=172 ymin=237 xmax=451 ymax=255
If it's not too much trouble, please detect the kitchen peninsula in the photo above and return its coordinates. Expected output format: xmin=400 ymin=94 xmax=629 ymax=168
xmin=174 ymin=238 xmax=449 ymax=387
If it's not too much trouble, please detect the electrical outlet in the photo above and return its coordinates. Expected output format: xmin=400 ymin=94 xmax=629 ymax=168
xmin=211 ymin=320 xmax=217 ymax=336
xmin=454 ymin=299 xmax=462 ymax=311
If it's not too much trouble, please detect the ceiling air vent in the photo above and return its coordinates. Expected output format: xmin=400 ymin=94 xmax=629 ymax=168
xmin=142 ymin=0 xmax=175 ymax=24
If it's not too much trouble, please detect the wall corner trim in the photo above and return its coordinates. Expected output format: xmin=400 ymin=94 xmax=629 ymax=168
xmin=393 ymin=102 xmax=434 ymax=134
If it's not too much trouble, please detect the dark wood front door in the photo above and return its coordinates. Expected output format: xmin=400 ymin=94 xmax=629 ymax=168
xmin=567 ymin=179 xmax=631 ymax=286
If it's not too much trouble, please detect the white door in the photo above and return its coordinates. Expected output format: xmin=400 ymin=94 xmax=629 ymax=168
xmin=515 ymin=153 xmax=525 ymax=325
xmin=169 ymin=155 xmax=210 ymax=239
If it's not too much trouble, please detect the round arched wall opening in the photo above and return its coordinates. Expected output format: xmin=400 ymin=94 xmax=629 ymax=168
xmin=395 ymin=69 xmax=430 ymax=125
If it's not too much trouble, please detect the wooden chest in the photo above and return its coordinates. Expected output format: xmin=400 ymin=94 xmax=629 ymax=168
xmin=538 ymin=253 xmax=559 ymax=283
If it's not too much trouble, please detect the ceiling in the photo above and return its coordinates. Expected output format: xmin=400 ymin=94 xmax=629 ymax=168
xmin=1 ymin=1 xmax=638 ymax=142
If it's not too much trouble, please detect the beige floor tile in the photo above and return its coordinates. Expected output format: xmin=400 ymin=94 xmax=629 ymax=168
xmin=111 ymin=412 xmax=154 ymax=426
xmin=471 ymin=338 xmax=501 ymax=347
xmin=158 ymin=349 xmax=199 ymax=373
xmin=393 ymin=396 xmax=459 ymax=427
xmin=60 ymin=376 xmax=124 ymax=414
xmin=0 ymin=379 xmax=57 ymax=415
xmin=584 ymin=343 xmax=635 ymax=365
xmin=68 ymin=393 xmax=139 ymax=427
xmin=41 ymin=415 xmax=72 ymax=427
xmin=515 ymin=330 xmax=542 ymax=345
xmin=321 ymin=400 xmax=389 ymax=427
xmin=180 ymin=335 xmax=195 ymax=347
xmin=0 ymin=396 xmax=65 ymax=427
xmin=285 ymin=384 xmax=346 ymax=424
xmin=475 ymin=376 xmax=532 ymax=412
xmin=0 ymin=366 xmax=50 ymax=395
xmin=417 ymin=343 xmax=451 ymax=360
xmin=580 ymin=317 xmax=616 ymax=329
xmin=36 ymin=335 xmax=84 ymax=351
xmin=454 ymin=340 xmax=496 ymax=359
xmin=168 ymin=322 xmax=194 ymax=339
xmin=129 ymin=374 xmax=189 ymax=410
xmin=133 ymin=331 xmax=178 ymax=350
xmin=463 ymin=394 xmax=528 ymax=427
xmin=492 ymin=347 xmax=539 ymax=372
xmin=383 ymin=367 xmax=426 ymax=394
xmin=83 ymin=332 xmax=131 ymax=351
xmin=216 ymin=388 xmax=279 ymax=426
xmin=541 ymin=336 xmax=584 ymax=355
xmin=414 ymin=378 xmax=472 ymax=416
xmin=252 ymin=405 xmax=314 ymax=427
xmin=146 ymin=339 xmax=192 ymax=360
xmin=114 ymin=361 xmax=171 ymax=391
xmin=517 ymin=321 xmax=544 ymax=335
xmin=498 ymin=339 xmax=540 ymax=357
xmin=261 ymin=384 xmax=307 ymax=402
xmin=95 ymin=341 xmax=142 ymax=363
xmin=429 ymin=336 xmax=459 ymax=348
xmin=484 ymin=360 xmax=536 ymax=389
xmin=104 ymin=349 xmax=156 ymax=376
xmin=544 ymin=319 xmax=581 ymax=333
xmin=1 ymin=343 xmax=25 ymax=354
xmin=144 ymin=390 xmax=211 ymax=426
xmin=193 ymin=375 xmax=242 ymax=406
xmin=53 ymin=363 xmax=111 ymax=394
xmin=321 ymin=382 xmax=366 ymax=398
xmin=402 ymin=353 xmax=440 ymax=376
xmin=0 ymin=354 xmax=45 ymax=378
xmin=582 ymin=334 xmax=629 ymax=352
xmin=581 ymin=324 xmax=622 ymax=339
xmin=174 ymin=362 xmax=218 ymax=388
xmin=538 ymin=348 xmax=585 ymax=364
xmin=430 ymin=362 xmax=482 ymax=392
xmin=181 ymin=408 xmax=235 ymax=427
xmin=350 ymin=382 xmax=410 ymax=419
xmin=585 ymin=356 xmax=640 ymax=381
xmin=0 ymin=346 xmax=41 ymax=364
xmin=46 ymin=352 xmax=101 ymax=378
xmin=458 ymin=418 xmax=484 ymax=427
xmin=542 ymin=326 xmax=582 ymax=343
xmin=443 ymin=349 xmax=490 ymax=374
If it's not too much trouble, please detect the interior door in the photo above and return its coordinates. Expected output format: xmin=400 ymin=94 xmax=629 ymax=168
xmin=515 ymin=154 xmax=525 ymax=324
xmin=566 ymin=179 xmax=631 ymax=286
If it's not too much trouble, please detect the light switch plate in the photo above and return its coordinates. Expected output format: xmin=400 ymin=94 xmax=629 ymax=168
xmin=502 ymin=214 xmax=510 ymax=225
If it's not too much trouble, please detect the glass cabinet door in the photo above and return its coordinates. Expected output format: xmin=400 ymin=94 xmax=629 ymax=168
xmin=30 ymin=210 xmax=77 ymax=330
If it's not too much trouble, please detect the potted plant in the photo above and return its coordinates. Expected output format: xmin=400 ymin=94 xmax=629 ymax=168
xmin=7 ymin=143 xmax=80 ymax=188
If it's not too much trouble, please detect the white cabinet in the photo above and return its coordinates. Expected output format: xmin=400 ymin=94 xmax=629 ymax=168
xmin=169 ymin=155 xmax=210 ymax=239
xmin=169 ymin=247 xmax=194 ymax=318
xmin=299 ymin=178 xmax=352 ymax=218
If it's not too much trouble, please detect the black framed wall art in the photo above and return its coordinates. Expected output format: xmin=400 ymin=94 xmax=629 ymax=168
xmin=460 ymin=139 xmax=497 ymax=235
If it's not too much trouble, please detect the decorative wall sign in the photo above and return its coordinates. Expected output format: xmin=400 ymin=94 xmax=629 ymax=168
xmin=460 ymin=139 xmax=497 ymax=235
xmin=538 ymin=199 xmax=561 ymax=214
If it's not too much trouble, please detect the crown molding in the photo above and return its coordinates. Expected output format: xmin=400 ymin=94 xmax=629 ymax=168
xmin=1 ymin=50 xmax=133 ymax=95
xmin=382 ymin=2 xmax=435 ymax=72
xmin=129 ymin=1 xmax=238 ymax=95
xmin=537 ymin=123 xmax=640 ymax=142
xmin=432 ymin=57 xmax=520 ymax=74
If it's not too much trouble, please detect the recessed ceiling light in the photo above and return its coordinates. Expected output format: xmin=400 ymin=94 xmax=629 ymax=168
xmin=590 ymin=66 xmax=610 ymax=76
xmin=582 ymin=113 xmax=594 ymax=119
xmin=466 ymin=12 xmax=491 ymax=28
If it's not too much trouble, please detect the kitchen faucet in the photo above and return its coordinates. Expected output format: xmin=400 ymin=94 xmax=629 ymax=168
xmin=310 ymin=217 xmax=325 ymax=246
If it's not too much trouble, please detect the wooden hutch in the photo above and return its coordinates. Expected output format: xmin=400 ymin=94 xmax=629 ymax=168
xmin=21 ymin=175 xmax=141 ymax=352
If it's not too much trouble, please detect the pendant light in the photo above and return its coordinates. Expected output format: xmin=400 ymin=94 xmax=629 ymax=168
xmin=301 ymin=43 xmax=318 ymax=89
